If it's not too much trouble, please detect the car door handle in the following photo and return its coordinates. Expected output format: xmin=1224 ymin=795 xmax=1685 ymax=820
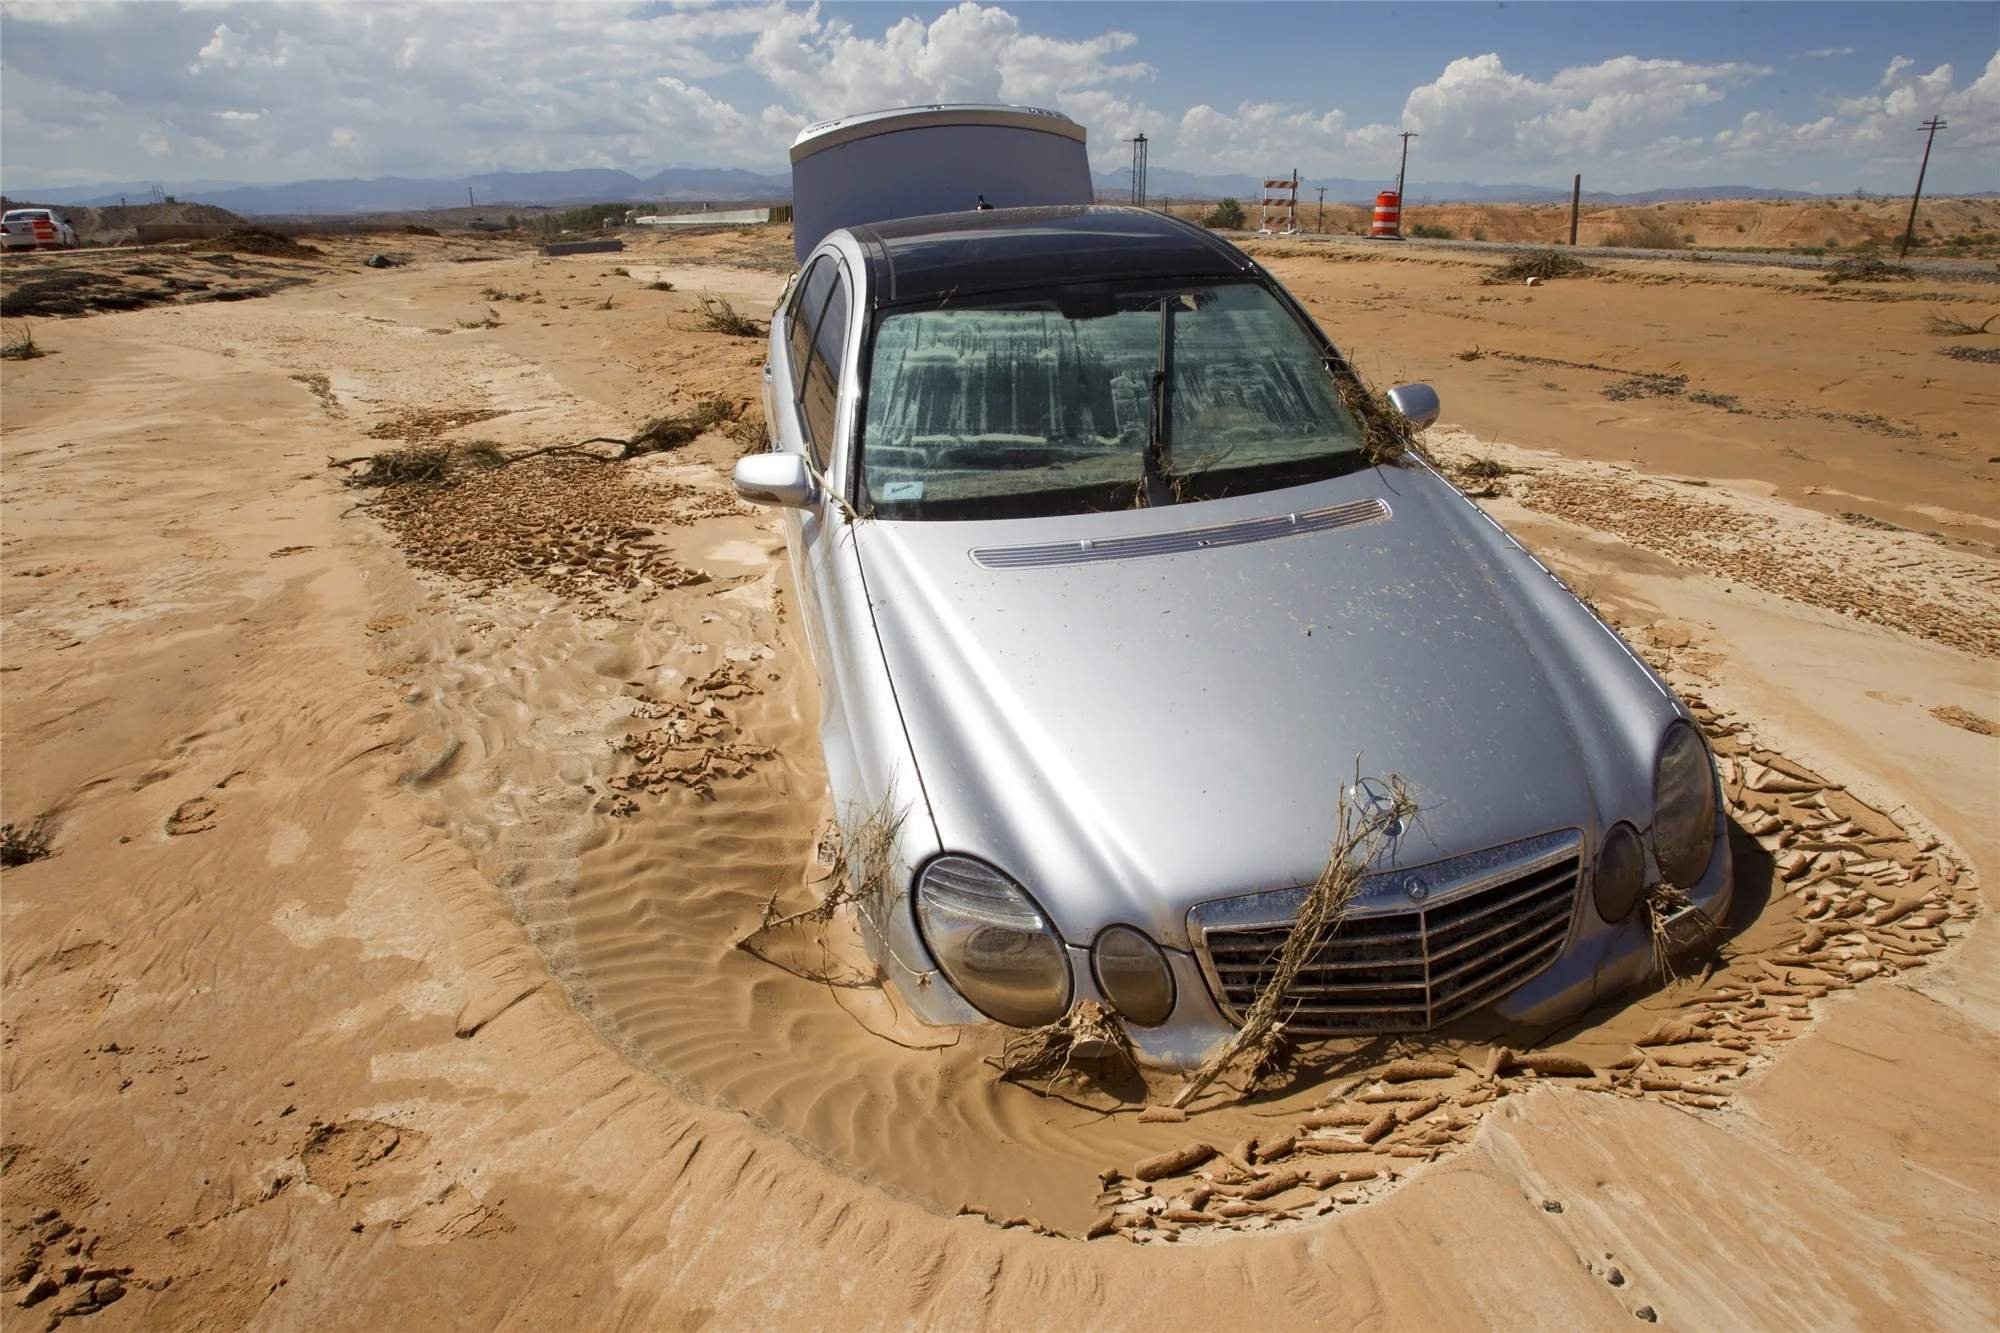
xmin=762 ymin=363 xmax=773 ymax=382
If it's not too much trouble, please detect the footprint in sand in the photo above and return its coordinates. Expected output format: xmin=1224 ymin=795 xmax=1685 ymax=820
xmin=165 ymin=797 xmax=218 ymax=836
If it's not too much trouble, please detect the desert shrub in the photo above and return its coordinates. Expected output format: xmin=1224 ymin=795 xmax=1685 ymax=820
xmin=1408 ymin=222 xmax=1454 ymax=239
xmin=1484 ymin=250 xmax=1590 ymax=284
xmin=1601 ymin=217 xmax=1684 ymax=249
xmin=695 ymin=294 xmax=764 ymax=337
xmin=1 ymin=323 xmax=45 ymax=361
xmin=403 ymin=224 xmax=440 ymax=236
xmin=1470 ymin=227 xmax=1487 ymax=241
xmin=1822 ymin=255 xmax=1915 ymax=284
xmin=1202 ymin=198 xmax=1246 ymax=230
xmin=456 ymin=308 xmax=502 ymax=329
xmin=645 ymin=280 xmax=675 ymax=292
xmin=1 ymin=816 xmax=54 ymax=866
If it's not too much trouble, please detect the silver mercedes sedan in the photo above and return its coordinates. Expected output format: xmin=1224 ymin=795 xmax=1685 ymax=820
xmin=734 ymin=205 xmax=1731 ymax=1066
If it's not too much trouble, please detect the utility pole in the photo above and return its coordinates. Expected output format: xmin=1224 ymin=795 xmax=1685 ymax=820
xmin=1899 ymin=116 xmax=1947 ymax=259
xmin=1317 ymin=185 xmax=1327 ymax=233
xmin=1127 ymin=133 xmax=1148 ymax=209
xmin=468 ymin=185 xmax=475 ymax=209
xmin=1395 ymin=130 xmax=1418 ymax=202
xmin=1569 ymin=173 xmax=1581 ymax=245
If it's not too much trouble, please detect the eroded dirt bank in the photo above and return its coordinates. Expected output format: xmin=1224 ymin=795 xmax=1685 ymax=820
xmin=3 ymin=230 xmax=1996 ymax=1328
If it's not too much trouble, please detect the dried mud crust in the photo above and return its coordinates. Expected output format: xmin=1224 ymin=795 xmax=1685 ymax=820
xmin=1070 ymin=676 xmax=1978 ymax=1246
xmin=363 ymin=454 xmax=715 ymax=612
xmin=1515 ymin=470 xmax=2000 ymax=658
xmin=606 ymin=665 xmax=776 ymax=804
xmin=0 ymin=1146 xmax=154 ymax=1329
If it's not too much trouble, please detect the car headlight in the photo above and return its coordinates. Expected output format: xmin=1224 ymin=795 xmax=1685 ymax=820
xmin=1653 ymin=720 xmax=1718 ymax=888
xmin=1091 ymin=925 xmax=1175 ymax=1026
xmin=1594 ymin=822 xmax=1646 ymax=922
xmin=914 ymin=856 xmax=1071 ymax=1027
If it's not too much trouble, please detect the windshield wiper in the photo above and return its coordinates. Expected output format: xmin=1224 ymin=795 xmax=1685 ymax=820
xmin=1142 ymin=296 xmax=1176 ymax=507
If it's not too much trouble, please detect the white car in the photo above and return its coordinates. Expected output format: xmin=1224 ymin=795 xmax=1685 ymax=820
xmin=2 ymin=209 xmax=80 ymax=252
xmin=731 ymin=106 xmax=1730 ymax=1066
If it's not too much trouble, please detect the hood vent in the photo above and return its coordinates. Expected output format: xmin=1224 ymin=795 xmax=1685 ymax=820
xmin=971 ymin=497 xmax=1391 ymax=570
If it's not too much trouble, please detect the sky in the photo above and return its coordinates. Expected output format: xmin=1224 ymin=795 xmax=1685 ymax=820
xmin=1 ymin=1 xmax=1995 ymax=194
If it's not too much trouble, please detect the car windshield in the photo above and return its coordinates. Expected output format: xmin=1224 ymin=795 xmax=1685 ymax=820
xmin=857 ymin=280 xmax=1368 ymax=520
xmin=4 ymin=211 xmax=48 ymax=222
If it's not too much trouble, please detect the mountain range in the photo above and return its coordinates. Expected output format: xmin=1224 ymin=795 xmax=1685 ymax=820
xmin=8 ymin=165 xmax=1855 ymax=215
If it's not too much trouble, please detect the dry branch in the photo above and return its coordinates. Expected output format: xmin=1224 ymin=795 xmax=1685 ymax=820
xmin=996 ymin=1000 xmax=1136 ymax=1086
xmin=737 ymin=791 xmax=904 ymax=980
xmin=1171 ymin=769 xmax=1417 ymax=1110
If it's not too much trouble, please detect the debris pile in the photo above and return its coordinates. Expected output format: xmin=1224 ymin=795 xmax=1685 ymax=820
xmin=363 ymin=454 xmax=709 ymax=611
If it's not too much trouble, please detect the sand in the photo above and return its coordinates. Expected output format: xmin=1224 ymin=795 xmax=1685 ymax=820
xmin=2 ymin=224 xmax=1996 ymax=1327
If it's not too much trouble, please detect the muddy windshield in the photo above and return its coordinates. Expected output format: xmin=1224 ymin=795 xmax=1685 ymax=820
xmin=857 ymin=280 xmax=1367 ymax=520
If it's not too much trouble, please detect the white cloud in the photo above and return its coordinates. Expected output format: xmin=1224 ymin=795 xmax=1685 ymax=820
xmin=749 ymin=1 xmax=1150 ymax=120
xmin=1171 ymin=99 xmax=1401 ymax=175
xmin=1402 ymin=53 xmax=1770 ymax=160
xmin=0 ymin=2 xmax=1992 ymax=197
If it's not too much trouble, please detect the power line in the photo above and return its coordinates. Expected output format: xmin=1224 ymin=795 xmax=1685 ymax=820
xmin=1899 ymin=116 xmax=1946 ymax=259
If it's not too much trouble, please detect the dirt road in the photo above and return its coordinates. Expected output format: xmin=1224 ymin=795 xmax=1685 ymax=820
xmin=2 ymin=229 xmax=1995 ymax=1328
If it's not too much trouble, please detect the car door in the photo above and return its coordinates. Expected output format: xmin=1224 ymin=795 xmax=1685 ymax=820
xmin=772 ymin=255 xmax=839 ymax=663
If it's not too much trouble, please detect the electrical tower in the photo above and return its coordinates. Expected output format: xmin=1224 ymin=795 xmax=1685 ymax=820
xmin=1899 ymin=116 xmax=1947 ymax=259
xmin=1127 ymin=133 xmax=1149 ymax=209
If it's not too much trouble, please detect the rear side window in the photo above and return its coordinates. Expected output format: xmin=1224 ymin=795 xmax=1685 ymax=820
xmin=800 ymin=268 xmax=850 ymax=467
xmin=788 ymin=258 xmax=835 ymax=389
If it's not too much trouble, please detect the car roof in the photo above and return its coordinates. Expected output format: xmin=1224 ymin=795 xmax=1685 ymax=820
xmin=847 ymin=205 xmax=1257 ymax=308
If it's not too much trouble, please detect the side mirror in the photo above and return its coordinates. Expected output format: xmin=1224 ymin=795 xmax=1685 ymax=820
xmin=732 ymin=452 xmax=818 ymax=508
xmin=1387 ymin=382 xmax=1441 ymax=430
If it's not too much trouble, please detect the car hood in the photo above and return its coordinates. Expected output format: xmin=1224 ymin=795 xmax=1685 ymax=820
xmin=853 ymin=464 xmax=1674 ymax=949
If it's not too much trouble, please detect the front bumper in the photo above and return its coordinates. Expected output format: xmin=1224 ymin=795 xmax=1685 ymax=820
xmin=865 ymin=807 xmax=1735 ymax=1071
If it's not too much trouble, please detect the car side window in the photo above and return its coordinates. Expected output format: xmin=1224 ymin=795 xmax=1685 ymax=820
xmin=787 ymin=258 xmax=835 ymax=394
xmin=799 ymin=266 xmax=849 ymax=470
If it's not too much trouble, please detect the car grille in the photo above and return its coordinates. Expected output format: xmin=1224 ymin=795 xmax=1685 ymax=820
xmin=1191 ymin=830 xmax=1583 ymax=1035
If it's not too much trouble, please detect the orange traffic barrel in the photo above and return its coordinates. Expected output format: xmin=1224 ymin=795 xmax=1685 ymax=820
xmin=1370 ymin=191 xmax=1402 ymax=238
